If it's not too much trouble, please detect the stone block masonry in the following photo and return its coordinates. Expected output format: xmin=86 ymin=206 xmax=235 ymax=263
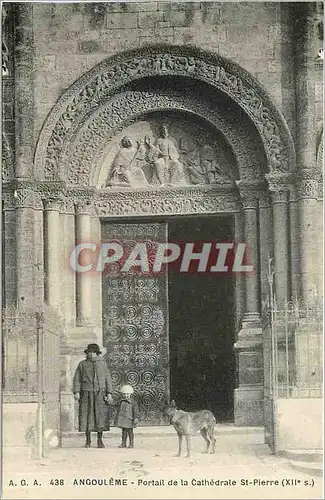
xmin=32 ymin=1 xmax=289 ymax=143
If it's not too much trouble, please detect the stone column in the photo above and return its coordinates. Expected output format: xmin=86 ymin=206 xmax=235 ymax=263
xmin=266 ymin=173 xmax=292 ymax=308
xmin=60 ymin=200 xmax=76 ymax=327
xmin=294 ymin=2 xmax=317 ymax=171
xmin=61 ymin=203 xmax=97 ymax=432
xmin=237 ymin=184 xmax=261 ymax=327
xmin=234 ymin=182 xmax=263 ymax=426
xmin=2 ymin=193 xmax=16 ymax=307
xmin=289 ymin=188 xmax=301 ymax=299
xmin=234 ymin=210 xmax=245 ymax=333
xmin=75 ymin=202 xmax=93 ymax=326
xmin=91 ymin=213 xmax=103 ymax=341
xmin=316 ymin=176 xmax=323 ymax=298
xmin=258 ymin=192 xmax=273 ymax=310
xmin=14 ymin=3 xmax=34 ymax=179
xmin=14 ymin=186 xmax=44 ymax=309
xmin=295 ymin=170 xmax=319 ymax=303
xmin=44 ymin=199 xmax=62 ymax=310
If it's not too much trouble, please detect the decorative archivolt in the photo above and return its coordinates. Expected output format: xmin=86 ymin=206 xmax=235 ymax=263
xmin=35 ymin=45 xmax=296 ymax=184
xmin=65 ymin=89 xmax=257 ymax=187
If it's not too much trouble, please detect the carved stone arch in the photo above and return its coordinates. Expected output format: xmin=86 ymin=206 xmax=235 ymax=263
xmin=64 ymin=89 xmax=264 ymax=187
xmin=34 ymin=45 xmax=295 ymax=181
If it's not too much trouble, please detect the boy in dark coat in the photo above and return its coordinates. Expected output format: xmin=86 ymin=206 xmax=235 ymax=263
xmin=73 ymin=343 xmax=113 ymax=448
xmin=115 ymin=385 xmax=139 ymax=448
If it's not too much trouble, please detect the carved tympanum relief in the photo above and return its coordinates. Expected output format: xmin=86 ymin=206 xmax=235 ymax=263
xmin=99 ymin=118 xmax=236 ymax=189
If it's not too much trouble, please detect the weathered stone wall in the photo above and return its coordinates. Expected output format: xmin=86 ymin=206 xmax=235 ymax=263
xmin=32 ymin=1 xmax=294 ymax=143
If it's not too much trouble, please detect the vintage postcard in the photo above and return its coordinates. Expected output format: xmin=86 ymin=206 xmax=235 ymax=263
xmin=1 ymin=0 xmax=323 ymax=498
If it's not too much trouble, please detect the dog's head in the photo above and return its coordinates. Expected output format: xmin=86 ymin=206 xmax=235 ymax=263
xmin=163 ymin=399 xmax=178 ymax=422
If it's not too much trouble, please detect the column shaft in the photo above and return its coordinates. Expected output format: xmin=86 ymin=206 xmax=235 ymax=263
xmin=242 ymin=200 xmax=260 ymax=324
xmin=2 ymin=197 xmax=16 ymax=307
xmin=295 ymin=171 xmax=319 ymax=303
xmin=14 ymin=3 xmax=34 ymax=178
xmin=75 ymin=207 xmax=92 ymax=325
xmin=44 ymin=203 xmax=61 ymax=309
xmin=298 ymin=198 xmax=318 ymax=302
xmin=258 ymin=193 xmax=273 ymax=309
xmin=234 ymin=210 xmax=245 ymax=332
xmin=272 ymin=192 xmax=290 ymax=307
xmin=294 ymin=2 xmax=317 ymax=170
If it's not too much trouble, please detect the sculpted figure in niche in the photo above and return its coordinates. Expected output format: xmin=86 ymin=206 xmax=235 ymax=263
xmin=105 ymin=136 xmax=148 ymax=188
xmin=145 ymin=136 xmax=166 ymax=185
xmin=185 ymin=144 xmax=229 ymax=185
xmin=148 ymin=125 xmax=187 ymax=186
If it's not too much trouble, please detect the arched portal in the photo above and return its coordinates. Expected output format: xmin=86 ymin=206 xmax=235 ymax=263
xmin=36 ymin=45 xmax=296 ymax=429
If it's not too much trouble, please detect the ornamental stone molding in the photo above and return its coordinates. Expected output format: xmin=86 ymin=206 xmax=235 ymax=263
xmin=34 ymin=45 xmax=296 ymax=184
xmin=95 ymin=186 xmax=240 ymax=217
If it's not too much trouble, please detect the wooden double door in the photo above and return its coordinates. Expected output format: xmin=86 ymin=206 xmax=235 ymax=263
xmin=102 ymin=216 xmax=235 ymax=425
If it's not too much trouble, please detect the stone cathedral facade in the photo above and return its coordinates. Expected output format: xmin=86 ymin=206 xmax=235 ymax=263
xmin=2 ymin=2 xmax=323 ymax=448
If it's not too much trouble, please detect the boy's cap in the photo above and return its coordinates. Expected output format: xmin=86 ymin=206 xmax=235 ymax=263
xmin=120 ymin=384 xmax=134 ymax=394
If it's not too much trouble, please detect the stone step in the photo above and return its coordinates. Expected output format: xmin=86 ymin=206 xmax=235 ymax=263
xmin=289 ymin=460 xmax=323 ymax=477
xmin=280 ymin=449 xmax=323 ymax=463
xmin=62 ymin=424 xmax=264 ymax=439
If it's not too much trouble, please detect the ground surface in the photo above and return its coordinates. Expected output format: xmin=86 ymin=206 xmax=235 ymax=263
xmin=2 ymin=426 xmax=323 ymax=499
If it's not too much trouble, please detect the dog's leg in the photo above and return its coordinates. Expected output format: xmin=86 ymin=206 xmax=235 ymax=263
xmin=185 ymin=434 xmax=191 ymax=458
xmin=200 ymin=428 xmax=210 ymax=454
xmin=176 ymin=432 xmax=182 ymax=457
xmin=208 ymin=425 xmax=216 ymax=454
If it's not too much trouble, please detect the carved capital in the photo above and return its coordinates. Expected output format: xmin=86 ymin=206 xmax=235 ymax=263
xmin=270 ymin=190 xmax=289 ymax=204
xmin=258 ymin=191 xmax=271 ymax=209
xmin=14 ymin=187 xmax=43 ymax=209
xmin=62 ymin=199 xmax=75 ymax=215
xmin=2 ymin=192 xmax=16 ymax=210
xmin=39 ymin=181 xmax=67 ymax=199
xmin=236 ymin=180 xmax=263 ymax=209
xmin=289 ymin=187 xmax=298 ymax=203
xmin=317 ymin=173 xmax=323 ymax=200
xmin=44 ymin=199 xmax=64 ymax=212
xmin=265 ymin=172 xmax=292 ymax=204
xmin=294 ymin=169 xmax=319 ymax=200
xmin=75 ymin=200 xmax=94 ymax=216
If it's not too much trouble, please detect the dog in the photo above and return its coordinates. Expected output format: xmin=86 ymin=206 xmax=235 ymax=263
xmin=164 ymin=400 xmax=216 ymax=458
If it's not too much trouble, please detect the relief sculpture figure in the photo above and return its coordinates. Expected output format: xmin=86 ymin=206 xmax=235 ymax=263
xmin=105 ymin=125 xmax=230 ymax=188
xmin=148 ymin=125 xmax=187 ymax=186
xmin=105 ymin=136 xmax=148 ymax=188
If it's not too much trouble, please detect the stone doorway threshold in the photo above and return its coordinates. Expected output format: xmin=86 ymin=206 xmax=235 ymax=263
xmin=62 ymin=424 xmax=264 ymax=441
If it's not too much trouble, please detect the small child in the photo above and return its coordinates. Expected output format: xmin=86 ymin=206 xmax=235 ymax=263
xmin=115 ymin=385 xmax=139 ymax=449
